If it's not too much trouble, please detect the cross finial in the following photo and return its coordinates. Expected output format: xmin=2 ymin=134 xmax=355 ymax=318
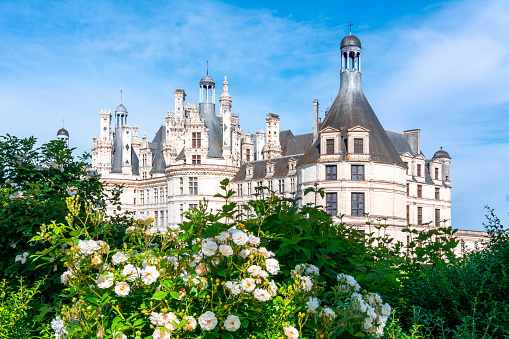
xmin=206 ymin=60 xmax=209 ymax=75
xmin=120 ymin=90 xmax=123 ymax=102
xmin=348 ymin=21 xmax=353 ymax=35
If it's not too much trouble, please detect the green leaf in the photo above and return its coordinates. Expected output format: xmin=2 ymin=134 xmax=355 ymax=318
xmin=170 ymin=291 xmax=180 ymax=299
xmin=151 ymin=291 xmax=168 ymax=300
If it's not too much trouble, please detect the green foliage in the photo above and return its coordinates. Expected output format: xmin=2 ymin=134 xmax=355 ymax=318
xmin=0 ymin=278 xmax=53 ymax=338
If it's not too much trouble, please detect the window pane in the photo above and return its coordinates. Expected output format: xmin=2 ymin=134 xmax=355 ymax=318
xmin=326 ymin=165 xmax=337 ymax=180
xmin=354 ymin=138 xmax=363 ymax=154
xmin=351 ymin=165 xmax=364 ymax=180
xmin=351 ymin=192 xmax=365 ymax=216
xmin=326 ymin=193 xmax=337 ymax=215
xmin=326 ymin=139 xmax=334 ymax=154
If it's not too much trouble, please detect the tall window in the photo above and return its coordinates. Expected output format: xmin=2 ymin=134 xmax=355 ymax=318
xmin=154 ymin=211 xmax=159 ymax=226
xmin=238 ymin=184 xmax=243 ymax=196
xmin=434 ymin=167 xmax=439 ymax=180
xmin=351 ymin=192 xmax=365 ymax=216
xmin=154 ymin=189 xmax=159 ymax=204
xmin=406 ymin=205 xmax=410 ymax=224
xmin=278 ymin=179 xmax=285 ymax=193
xmin=140 ymin=190 xmax=144 ymax=205
xmin=326 ymin=139 xmax=334 ymax=154
xmin=189 ymin=204 xmax=198 ymax=210
xmin=354 ymin=138 xmax=364 ymax=154
xmin=192 ymin=132 xmax=201 ymax=148
xmin=404 ymin=162 xmax=409 ymax=175
xmin=247 ymin=183 xmax=252 ymax=195
xmin=417 ymin=185 xmax=422 ymax=198
xmin=180 ymin=178 xmax=184 ymax=195
xmin=192 ymin=155 xmax=201 ymax=164
xmin=351 ymin=165 xmax=364 ymax=181
xmin=435 ymin=187 xmax=440 ymax=200
xmin=417 ymin=164 xmax=422 ymax=177
xmin=406 ymin=184 xmax=410 ymax=196
xmin=326 ymin=165 xmax=337 ymax=180
xmin=290 ymin=178 xmax=295 ymax=192
xmin=435 ymin=209 xmax=441 ymax=226
xmin=267 ymin=180 xmax=273 ymax=192
xmin=326 ymin=193 xmax=338 ymax=215
xmin=417 ymin=207 xmax=423 ymax=225
xmin=189 ymin=177 xmax=198 ymax=195
xmin=246 ymin=148 xmax=251 ymax=162
xmin=180 ymin=204 xmax=184 ymax=222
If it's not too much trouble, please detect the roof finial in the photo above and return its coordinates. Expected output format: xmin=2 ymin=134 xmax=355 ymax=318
xmin=62 ymin=119 xmax=65 ymax=128
xmin=206 ymin=60 xmax=209 ymax=75
xmin=348 ymin=21 xmax=353 ymax=35
xmin=120 ymin=90 xmax=123 ymax=102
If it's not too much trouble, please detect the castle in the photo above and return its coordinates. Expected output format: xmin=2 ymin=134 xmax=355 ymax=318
xmin=91 ymin=34 xmax=483 ymax=248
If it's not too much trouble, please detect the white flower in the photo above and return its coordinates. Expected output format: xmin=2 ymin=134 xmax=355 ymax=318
xmin=364 ymin=316 xmax=374 ymax=331
xmin=150 ymin=312 xmax=165 ymax=326
xmin=15 ymin=252 xmax=29 ymax=264
xmin=300 ymin=276 xmax=313 ymax=291
xmin=247 ymin=265 xmax=262 ymax=276
xmin=122 ymin=264 xmax=140 ymax=281
xmin=225 ymin=281 xmax=242 ymax=295
xmin=61 ymin=270 xmax=73 ymax=284
xmin=224 ymin=314 xmax=241 ymax=331
xmin=215 ymin=231 xmax=230 ymax=244
xmin=337 ymin=273 xmax=360 ymax=292
xmin=240 ymin=278 xmax=256 ymax=292
xmin=66 ymin=186 xmax=78 ymax=196
xmin=201 ymin=239 xmax=218 ymax=257
xmin=198 ymin=311 xmax=218 ymax=331
xmin=183 ymin=315 xmax=197 ymax=330
xmin=381 ymin=303 xmax=392 ymax=317
xmin=265 ymin=258 xmax=280 ymax=275
xmin=230 ymin=229 xmax=249 ymax=245
xmin=306 ymin=297 xmax=320 ymax=312
xmin=77 ymin=239 xmax=101 ymax=255
xmin=195 ymin=262 xmax=208 ymax=275
xmin=140 ymin=265 xmax=160 ymax=285
xmin=248 ymin=234 xmax=260 ymax=246
xmin=239 ymin=249 xmax=251 ymax=258
xmin=268 ymin=281 xmax=278 ymax=295
xmin=291 ymin=263 xmax=306 ymax=277
xmin=253 ymin=288 xmax=271 ymax=301
xmin=305 ymin=264 xmax=320 ymax=276
xmin=51 ymin=316 xmax=68 ymax=339
xmin=97 ymin=272 xmax=114 ymax=289
xmin=284 ymin=326 xmax=299 ymax=339
xmin=258 ymin=247 xmax=275 ymax=258
xmin=114 ymin=282 xmax=130 ymax=297
xmin=163 ymin=312 xmax=179 ymax=330
xmin=321 ymin=307 xmax=336 ymax=319
xmin=219 ymin=244 xmax=233 ymax=256
xmin=91 ymin=255 xmax=102 ymax=265
xmin=111 ymin=251 xmax=128 ymax=265
xmin=96 ymin=240 xmax=110 ymax=253
xmin=112 ymin=332 xmax=127 ymax=339
xmin=152 ymin=328 xmax=171 ymax=339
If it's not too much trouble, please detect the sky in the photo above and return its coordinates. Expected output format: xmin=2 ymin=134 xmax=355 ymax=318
xmin=0 ymin=0 xmax=508 ymax=231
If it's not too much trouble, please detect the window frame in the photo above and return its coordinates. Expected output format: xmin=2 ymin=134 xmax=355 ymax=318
xmin=325 ymin=165 xmax=337 ymax=180
xmin=351 ymin=165 xmax=365 ymax=181
xmin=326 ymin=192 xmax=338 ymax=216
xmin=351 ymin=192 xmax=365 ymax=216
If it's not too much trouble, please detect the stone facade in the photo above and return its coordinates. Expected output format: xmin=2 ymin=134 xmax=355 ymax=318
xmin=91 ymin=34 xmax=485 ymax=250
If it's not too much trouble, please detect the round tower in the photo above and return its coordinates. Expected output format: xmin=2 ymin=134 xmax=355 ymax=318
xmin=115 ymin=103 xmax=128 ymax=127
xmin=57 ymin=127 xmax=69 ymax=145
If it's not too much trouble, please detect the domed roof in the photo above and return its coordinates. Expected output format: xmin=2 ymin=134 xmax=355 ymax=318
xmin=341 ymin=35 xmax=361 ymax=48
xmin=115 ymin=103 xmax=127 ymax=113
xmin=57 ymin=128 xmax=69 ymax=137
xmin=200 ymin=74 xmax=215 ymax=86
xmin=433 ymin=147 xmax=451 ymax=159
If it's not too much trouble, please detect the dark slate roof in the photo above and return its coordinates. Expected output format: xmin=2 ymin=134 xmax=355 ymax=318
xmin=279 ymin=130 xmax=313 ymax=156
xmin=57 ymin=128 xmax=69 ymax=137
xmin=385 ymin=129 xmax=415 ymax=156
xmin=199 ymin=103 xmax=224 ymax=158
xmin=131 ymin=147 xmax=140 ymax=175
xmin=176 ymin=147 xmax=185 ymax=160
xmin=149 ymin=126 xmax=166 ymax=173
xmin=300 ymin=71 xmax=404 ymax=166
xmin=234 ymin=155 xmax=302 ymax=181
xmin=111 ymin=126 xmax=123 ymax=173
xmin=341 ymin=35 xmax=361 ymax=48
xmin=433 ymin=147 xmax=451 ymax=159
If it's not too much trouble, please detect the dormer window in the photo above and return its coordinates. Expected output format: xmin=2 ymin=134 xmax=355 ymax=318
xmin=326 ymin=139 xmax=335 ymax=154
xmin=192 ymin=132 xmax=202 ymax=148
xmin=354 ymin=138 xmax=363 ymax=154
xmin=266 ymin=161 xmax=275 ymax=174
xmin=417 ymin=164 xmax=422 ymax=177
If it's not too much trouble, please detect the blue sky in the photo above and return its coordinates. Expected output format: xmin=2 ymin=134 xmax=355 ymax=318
xmin=0 ymin=0 xmax=508 ymax=231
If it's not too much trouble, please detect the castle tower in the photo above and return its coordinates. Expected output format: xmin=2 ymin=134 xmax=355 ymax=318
xmin=262 ymin=113 xmax=282 ymax=159
xmin=220 ymin=76 xmax=233 ymax=163
xmin=57 ymin=127 xmax=69 ymax=146
xmin=174 ymin=89 xmax=186 ymax=119
xmin=198 ymin=72 xmax=223 ymax=158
